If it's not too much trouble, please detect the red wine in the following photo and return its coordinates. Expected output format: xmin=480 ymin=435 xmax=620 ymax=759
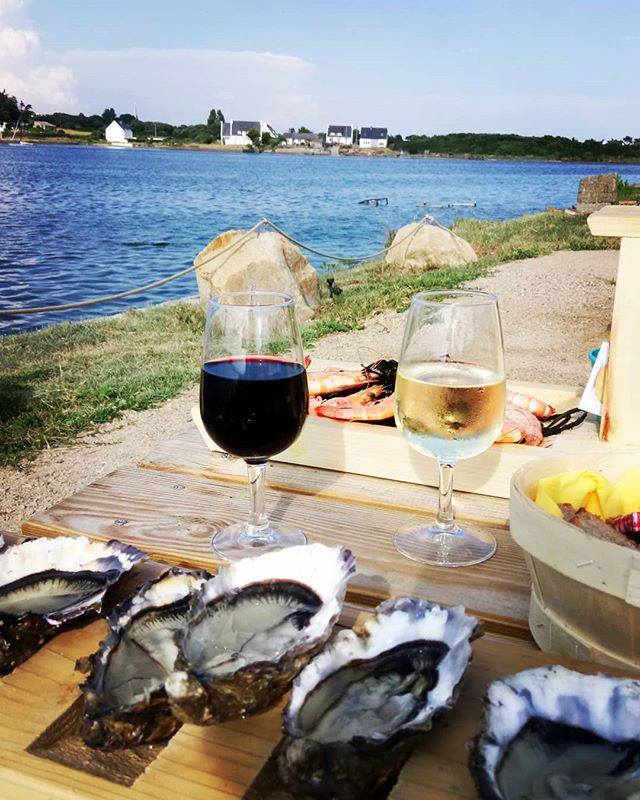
xmin=200 ymin=357 xmax=308 ymax=461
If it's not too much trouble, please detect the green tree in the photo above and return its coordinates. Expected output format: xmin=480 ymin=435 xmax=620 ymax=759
xmin=20 ymin=101 xmax=35 ymax=126
xmin=0 ymin=90 xmax=19 ymax=125
xmin=246 ymin=128 xmax=262 ymax=151
xmin=298 ymin=126 xmax=311 ymax=133
xmin=261 ymin=130 xmax=272 ymax=147
xmin=101 ymin=107 xmax=116 ymax=124
xmin=206 ymin=108 xmax=225 ymax=140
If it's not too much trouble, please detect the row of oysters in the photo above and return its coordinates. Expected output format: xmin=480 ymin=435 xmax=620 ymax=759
xmin=0 ymin=534 xmax=639 ymax=798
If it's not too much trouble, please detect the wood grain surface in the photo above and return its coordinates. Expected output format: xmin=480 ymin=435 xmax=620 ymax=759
xmin=0 ymin=617 xmax=627 ymax=800
xmin=23 ymin=430 xmax=531 ymax=636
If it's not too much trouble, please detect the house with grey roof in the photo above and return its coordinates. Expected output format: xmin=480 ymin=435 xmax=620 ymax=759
xmin=284 ymin=130 xmax=322 ymax=148
xmin=221 ymin=120 xmax=277 ymax=146
xmin=326 ymin=124 xmax=354 ymax=146
xmin=359 ymin=127 xmax=388 ymax=149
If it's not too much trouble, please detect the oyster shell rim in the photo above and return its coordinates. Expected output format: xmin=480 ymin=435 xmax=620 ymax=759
xmin=283 ymin=595 xmax=481 ymax=745
xmin=469 ymin=664 xmax=640 ymax=800
xmin=164 ymin=544 xmax=356 ymax=724
xmin=82 ymin=567 xmax=209 ymax=719
xmin=0 ymin=535 xmax=147 ymax=676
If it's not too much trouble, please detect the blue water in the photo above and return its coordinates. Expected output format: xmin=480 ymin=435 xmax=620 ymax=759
xmin=1 ymin=144 xmax=639 ymax=335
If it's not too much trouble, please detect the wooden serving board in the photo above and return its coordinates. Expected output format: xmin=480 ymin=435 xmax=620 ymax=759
xmin=194 ymin=360 xmax=584 ymax=499
xmin=1 ymin=586 xmax=633 ymax=800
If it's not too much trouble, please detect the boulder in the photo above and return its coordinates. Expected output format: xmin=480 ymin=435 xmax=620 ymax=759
xmin=194 ymin=230 xmax=321 ymax=322
xmin=577 ymin=173 xmax=618 ymax=213
xmin=385 ymin=222 xmax=477 ymax=271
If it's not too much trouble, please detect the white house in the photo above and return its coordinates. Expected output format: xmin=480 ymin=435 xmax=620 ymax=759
xmin=33 ymin=120 xmax=56 ymax=130
xmin=359 ymin=127 xmax=388 ymax=149
xmin=0 ymin=122 xmax=6 ymax=137
xmin=221 ymin=120 xmax=277 ymax=146
xmin=326 ymin=125 xmax=354 ymax=146
xmin=105 ymin=119 xmax=134 ymax=146
xmin=284 ymin=130 xmax=322 ymax=148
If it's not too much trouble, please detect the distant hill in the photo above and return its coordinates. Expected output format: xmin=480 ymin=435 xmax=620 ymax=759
xmin=387 ymin=132 xmax=640 ymax=162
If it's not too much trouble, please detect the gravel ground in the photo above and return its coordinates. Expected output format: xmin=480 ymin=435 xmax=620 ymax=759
xmin=0 ymin=249 xmax=617 ymax=533
xmin=310 ymin=249 xmax=617 ymax=385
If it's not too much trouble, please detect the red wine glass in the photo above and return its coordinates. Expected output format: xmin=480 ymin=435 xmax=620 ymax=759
xmin=200 ymin=291 xmax=308 ymax=560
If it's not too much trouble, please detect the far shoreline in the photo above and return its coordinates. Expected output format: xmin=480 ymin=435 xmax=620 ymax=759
xmin=3 ymin=137 xmax=640 ymax=166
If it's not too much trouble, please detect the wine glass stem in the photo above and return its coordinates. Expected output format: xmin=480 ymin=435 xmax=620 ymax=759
xmin=245 ymin=461 xmax=273 ymax=542
xmin=436 ymin=460 xmax=456 ymax=533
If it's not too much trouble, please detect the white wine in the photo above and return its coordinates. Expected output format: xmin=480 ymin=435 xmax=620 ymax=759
xmin=395 ymin=362 xmax=505 ymax=461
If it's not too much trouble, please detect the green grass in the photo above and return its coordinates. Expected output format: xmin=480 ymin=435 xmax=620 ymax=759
xmin=617 ymin=177 xmax=640 ymax=202
xmin=0 ymin=211 xmax=619 ymax=467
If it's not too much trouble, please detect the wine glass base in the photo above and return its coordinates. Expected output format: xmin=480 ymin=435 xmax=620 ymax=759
xmin=394 ymin=521 xmax=496 ymax=568
xmin=211 ymin=522 xmax=307 ymax=561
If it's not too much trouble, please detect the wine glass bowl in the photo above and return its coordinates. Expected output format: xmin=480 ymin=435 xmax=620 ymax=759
xmin=394 ymin=291 xmax=506 ymax=567
xmin=200 ymin=292 xmax=308 ymax=560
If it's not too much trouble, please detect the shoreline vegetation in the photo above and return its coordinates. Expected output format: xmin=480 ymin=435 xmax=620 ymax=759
xmin=2 ymin=92 xmax=640 ymax=163
xmin=0 ymin=211 xmax=619 ymax=469
xmin=5 ymin=135 xmax=640 ymax=165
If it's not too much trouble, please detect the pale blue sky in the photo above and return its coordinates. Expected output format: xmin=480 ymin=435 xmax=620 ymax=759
xmin=2 ymin=0 xmax=639 ymax=137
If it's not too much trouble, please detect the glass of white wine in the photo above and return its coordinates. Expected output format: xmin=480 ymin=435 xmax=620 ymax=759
xmin=394 ymin=290 xmax=506 ymax=567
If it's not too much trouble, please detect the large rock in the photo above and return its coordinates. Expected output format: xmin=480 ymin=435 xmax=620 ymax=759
xmin=577 ymin=173 xmax=617 ymax=213
xmin=385 ymin=222 xmax=477 ymax=271
xmin=194 ymin=230 xmax=321 ymax=322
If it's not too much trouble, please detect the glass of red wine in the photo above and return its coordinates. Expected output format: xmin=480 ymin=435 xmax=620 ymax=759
xmin=200 ymin=291 xmax=309 ymax=560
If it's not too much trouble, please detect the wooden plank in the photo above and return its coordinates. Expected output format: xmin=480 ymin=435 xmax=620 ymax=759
xmin=142 ymin=426 xmax=512 ymax=529
xmin=588 ymin=204 xmax=640 ymax=237
xmin=193 ymin=371 xmax=581 ymax=500
xmin=1 ymin=619 xmax=632 ymax=800
xmin=599 ymin=237 xmax=640 ymax=445
xmin=23 ymin=462 xmax=531 ymax=636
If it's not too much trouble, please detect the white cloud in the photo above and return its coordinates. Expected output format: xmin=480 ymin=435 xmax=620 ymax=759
xmin=0 ymin=0 xmax=28 ymax=18
xmin=0 ymin=0 xmax=77 ymax=111
xmin=61 ymin=47 xmax=317 ymax=126
xmin=0 ymin=25 xmax=38 ymax=58
xmin=0 ymin=0 xmax=317 ymax=128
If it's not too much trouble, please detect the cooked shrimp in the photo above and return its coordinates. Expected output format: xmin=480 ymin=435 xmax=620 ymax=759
xmin=506 ymin=390 xmax=555 ymax=420
xmin=313 ymin=386 xmax=396 ymax=422
xmin=306 ymin=359 xmax=397 ymax=397
xmin=496 ymin=405 xmax=544 ymax=446
xmin=306 ymin=367 xmax=372 ymax=396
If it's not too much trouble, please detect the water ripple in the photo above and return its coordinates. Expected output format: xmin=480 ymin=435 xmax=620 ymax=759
xmin=1 ymin=143 xmax=639 ymax=335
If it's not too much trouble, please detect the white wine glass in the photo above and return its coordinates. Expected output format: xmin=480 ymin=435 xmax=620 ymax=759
xmin=394 ymin=290 xmax=506 ymax=567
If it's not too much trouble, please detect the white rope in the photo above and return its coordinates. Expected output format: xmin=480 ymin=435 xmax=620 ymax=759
xmin=0 ymin=214 xmax=445 ymax=317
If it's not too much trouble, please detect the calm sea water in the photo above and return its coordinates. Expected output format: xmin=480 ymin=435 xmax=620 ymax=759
xmin=1 ymin=144 xmax=639 ymax=335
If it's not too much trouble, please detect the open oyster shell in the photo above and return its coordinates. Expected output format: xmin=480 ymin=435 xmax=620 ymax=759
xmin=164 ymin=543 xmax=355 ymax=725
xmin=278 ymin=596 xmax=480 ymax=800
xmin=81 ymin=567 xmax=208 ymax=748
xmin=469 ymin=665 xmax=640 ymax=799
xmin=0 ymin=535 xmax=146 ymax=675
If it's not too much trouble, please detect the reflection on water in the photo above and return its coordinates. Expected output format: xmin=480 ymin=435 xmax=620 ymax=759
xmin=1 ymin=144 xmax=638 ymax=335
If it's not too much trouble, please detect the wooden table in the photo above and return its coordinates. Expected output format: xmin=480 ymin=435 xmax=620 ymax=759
xmin=2 ymin=425 xmax=632 ymax=799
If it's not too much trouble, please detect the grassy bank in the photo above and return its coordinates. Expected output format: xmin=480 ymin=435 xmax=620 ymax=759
xmin=0 ymin=211 xmax=617 ymax=467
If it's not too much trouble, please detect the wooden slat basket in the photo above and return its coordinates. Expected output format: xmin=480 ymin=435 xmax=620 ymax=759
xmin=510 ymin=452 xmax=640 ymax=669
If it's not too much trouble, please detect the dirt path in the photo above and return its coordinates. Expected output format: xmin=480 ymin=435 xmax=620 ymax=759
xmin=0 ymin=249 xmax=617 ymax=533
xmin=311 ymin=249 xmax=616 ymax=385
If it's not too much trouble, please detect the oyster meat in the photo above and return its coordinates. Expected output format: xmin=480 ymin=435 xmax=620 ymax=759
xmin=164 ymin=543 xmax=355 ymax=725
xmin=0 ymin=535 xmax=146 ymax=675
xmin=278 ymin=596 xmax=479 ymax=800
xmin=470 ymin=665 xmax=640 ymax=799
xmin=82 ymin=567 xmax=208 ymax=748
